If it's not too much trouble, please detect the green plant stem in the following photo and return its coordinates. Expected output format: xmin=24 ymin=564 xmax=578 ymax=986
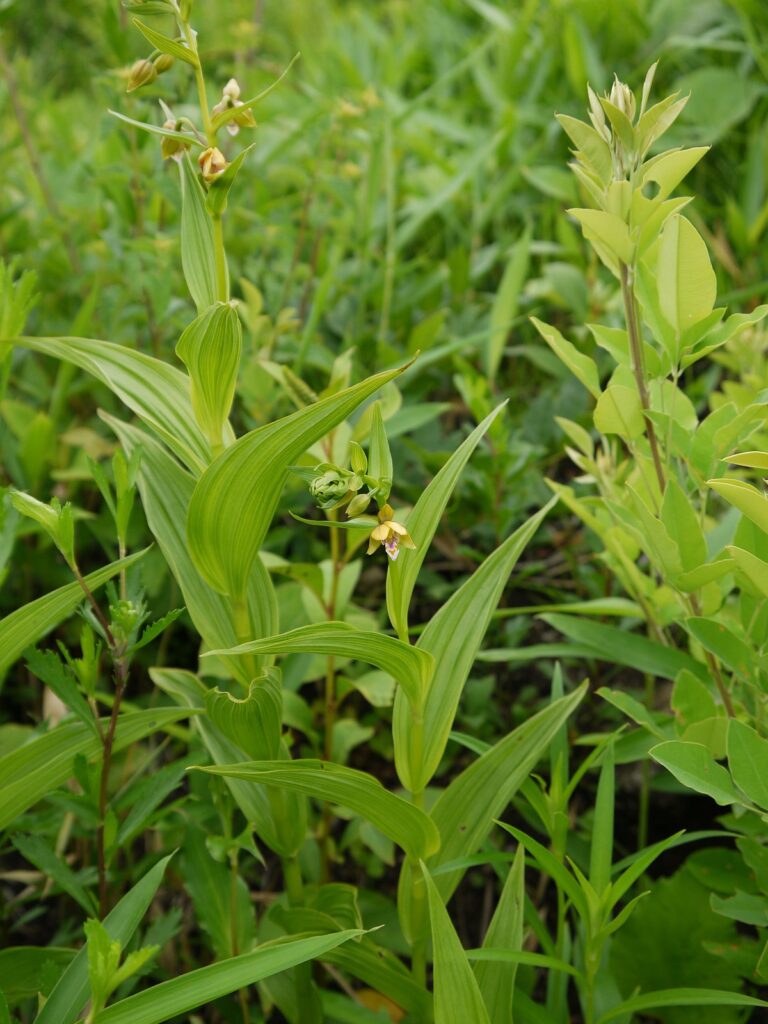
xmin=231 ymin=594 xmax=258 ymax=683
xmin=408 ymin=784 xmax=428 ymax=987
xmin=212 ymin=213 xmax=229 ymax=302
xmin=619 ymin=262 xmax=665 ymax=496
xmin=688 ymin=594 xmax=735 ymax=717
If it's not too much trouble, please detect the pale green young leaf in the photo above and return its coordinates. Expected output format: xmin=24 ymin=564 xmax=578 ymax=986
xmin=724 ymin=450 xmax=768 ymax=469
xmin=206 ymin=622 xmax=434 ymax=712
xmin=0 ymin=549 xmax=146 ymax=679
xmin=474 ymin=846 xmax=525 ymax=1022
xmin=636 ymin=93 xmax=688 ymax=156
xmin=556 ymin=114 xmax=612 ymax=183
xmin=727 ymin=545 xmax=768 ymax=598
xmin=423 ymin=868 xmax=491 ymax=1024
xmin=593 ymin=384 xmax=644 ymax=439
xmin=657 ymin=215 xmax=716 ymax=335
xmin=708 ymin=478 xmax=768 ymax=534
xmin=104 ymin=418 xmax=277 ymax=686
xmin=131 ymin=17 xmax=199 ymax=65
xmin=175 ymin=302 xmax=242 ymax=451
xmin=194 ymin=759 xmax=440 ymax=860
xmin=640 ymin=147 xmax=709 ymax=202
xmin=429 ymin=684 xmax=586 ymax=901
xmin=650 ymin=740 xmax=742 ymax=806
xmin=16 ymin=335 xmax=213 ymax=473
xmin=394 ymin=499 xmax=555 ymax=793
xmin=530 ymin=318 xmax=600 ymax=398
xmin=661 ymin=478 xmax=706 ymax=572
xmin=486 ymin=228 xmax=531 ymax=379
xmin=0 ymin=708 xmax=193 ymax=830
xmin=93 ymin=931 xmax=363 ymax=1024
xmin=727 ymin=720 xmax=768 ymax=809
xmin=179 ymin=154 xmax=218 ymax=313
xmin=567 ymin=209 xmax=633 ymax=264
xmin=187 ymin=363 xmax=406 ymax=599
xmin=386 ymin=404 xmax=506 ymax=640
xmin=34 ymin=855 xmax=174 ymax=1024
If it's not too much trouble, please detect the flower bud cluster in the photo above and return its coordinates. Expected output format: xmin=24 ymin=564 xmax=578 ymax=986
xmin=212 ymin=78 xmax=257 ymax=136
xmin=126 ymin=52 xmax=175 ymax=93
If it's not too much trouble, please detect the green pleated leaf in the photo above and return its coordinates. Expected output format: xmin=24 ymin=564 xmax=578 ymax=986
xmin=16 ymin=335 xmax=212 ymax=473
xmin=394 ymin=499 xmax=555 ymax=794
xmin=34 ymin=855 xmax=174 ymax=1024
xmin=93 ymin=931 xmax=363 ymax=1024
xmin=131 ymin=17 xmax=198 ymax=66
xmin=152 ymin=668 xmax=304 ymax=857
xmin=206 ymin=622 xmax=434 ymax=712
xmin=541 ymin=614 xmax=707 ymax=682
xmin=386 ymin=404 xmax=506 ymax=641
xmin=0 ymin=708 xmax=193 ymax=830
xmin=0 ymin=549 xmax=146 ymax=680
xmin=206 ymin=672 xmax=282 ymax=760
xmin=473 ymin=846 xmax=525 ymax=1023
xmin=423 ymin=867 xmax=491 ymax=1024
xmin=176 ymin=302 xmax=242 ymax=453
xmin=597 ymin=988 xmax=768 ymax=1024
xmin=325 ymin=939 xmax=432 ymax=1020
xmin=428 ymin=684 xmax=586 ymax=901
xmin=193 ymin=759 xmax=440 ymax=860
xmin=187 ymin=363 xmax=407 ymax=599
xmin=104 ymin=418 xmax=277 ymax=686
xmin=179 ymin=154 xmax=218 ymax=313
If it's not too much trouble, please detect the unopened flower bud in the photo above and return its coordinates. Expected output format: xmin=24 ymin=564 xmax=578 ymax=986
xmin=161 ymin=119 xmax=189 ymax=161
xmin=609 ymin=76 xmax=636 ymax=121
xmin=223 ymin=77 xmax=241 ymax=101
xmin=309 ymin=469 xmax=349 ymax=503
xmin=198 ymin=146 xmax=228 ymax=182
xmin=346 ymin=492 xmax=372 ymax=517
xmin=153 ymin=52 xmax=175 ymax=75
xmin=127 ymin=58 xmax=157 ymax=93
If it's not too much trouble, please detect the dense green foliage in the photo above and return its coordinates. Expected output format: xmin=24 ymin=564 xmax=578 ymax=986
xmin=2 ymin=1 xmax=768 ymax=1021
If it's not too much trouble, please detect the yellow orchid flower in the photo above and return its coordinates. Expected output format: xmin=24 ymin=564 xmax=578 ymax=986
xmin=367 ymin=504 xmax=415 ymax=561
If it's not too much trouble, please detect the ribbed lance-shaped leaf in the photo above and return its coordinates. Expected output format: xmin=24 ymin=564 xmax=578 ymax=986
xmin=0 ymin=708 xmax=193 ymax=830
xmin=105 ymin=418 xmax=277 ymax=685
xmin=93 ymin=931 xmax=363 ymax=1024
xmin=206 ymin=670 xmax=282 ymax=760
xmin=194 ymin=759 xmax=440 ymax=860
xmin=187 ymin=364 xmax=407 ymax=599
xmin=474 ymin=845 xmax=525 ymax=1023
xmin=16 ymin=335 xmax=212 ymax=473
xmin=35 ymin=855 xmax=174 ymax=1024
xmin=205 ymin=622 xmax=434 ymax=712
xmin=152 ymin=668 xmax=305 ymax=857
xmin=176 ymin=302 xmax=241 ymax=451
xmin=386 ymin=404 xmax=506 ymax=640
xmin=429 ymin=684 xmax=586 ymax=901
xmin=0 ymin=549 xmax=145 ymax=679
xmin=424 ymin=868 xmax=491 ymax=1024
xmin=393 ymin=499 xmax=555 ymax=793
xmin=179 ymin=154 xmax=218 ymax=313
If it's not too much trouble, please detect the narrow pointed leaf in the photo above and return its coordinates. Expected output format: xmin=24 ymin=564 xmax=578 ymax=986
xmin=206 ymin=622 xmax=434 ymax=711
xmin=179 ymin=154 xmax=218 ymax=313
xmin=193 ymin=759 xmax=440 ymax=860
xmin=474 ymin=846 xmax=526 ymax=1021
